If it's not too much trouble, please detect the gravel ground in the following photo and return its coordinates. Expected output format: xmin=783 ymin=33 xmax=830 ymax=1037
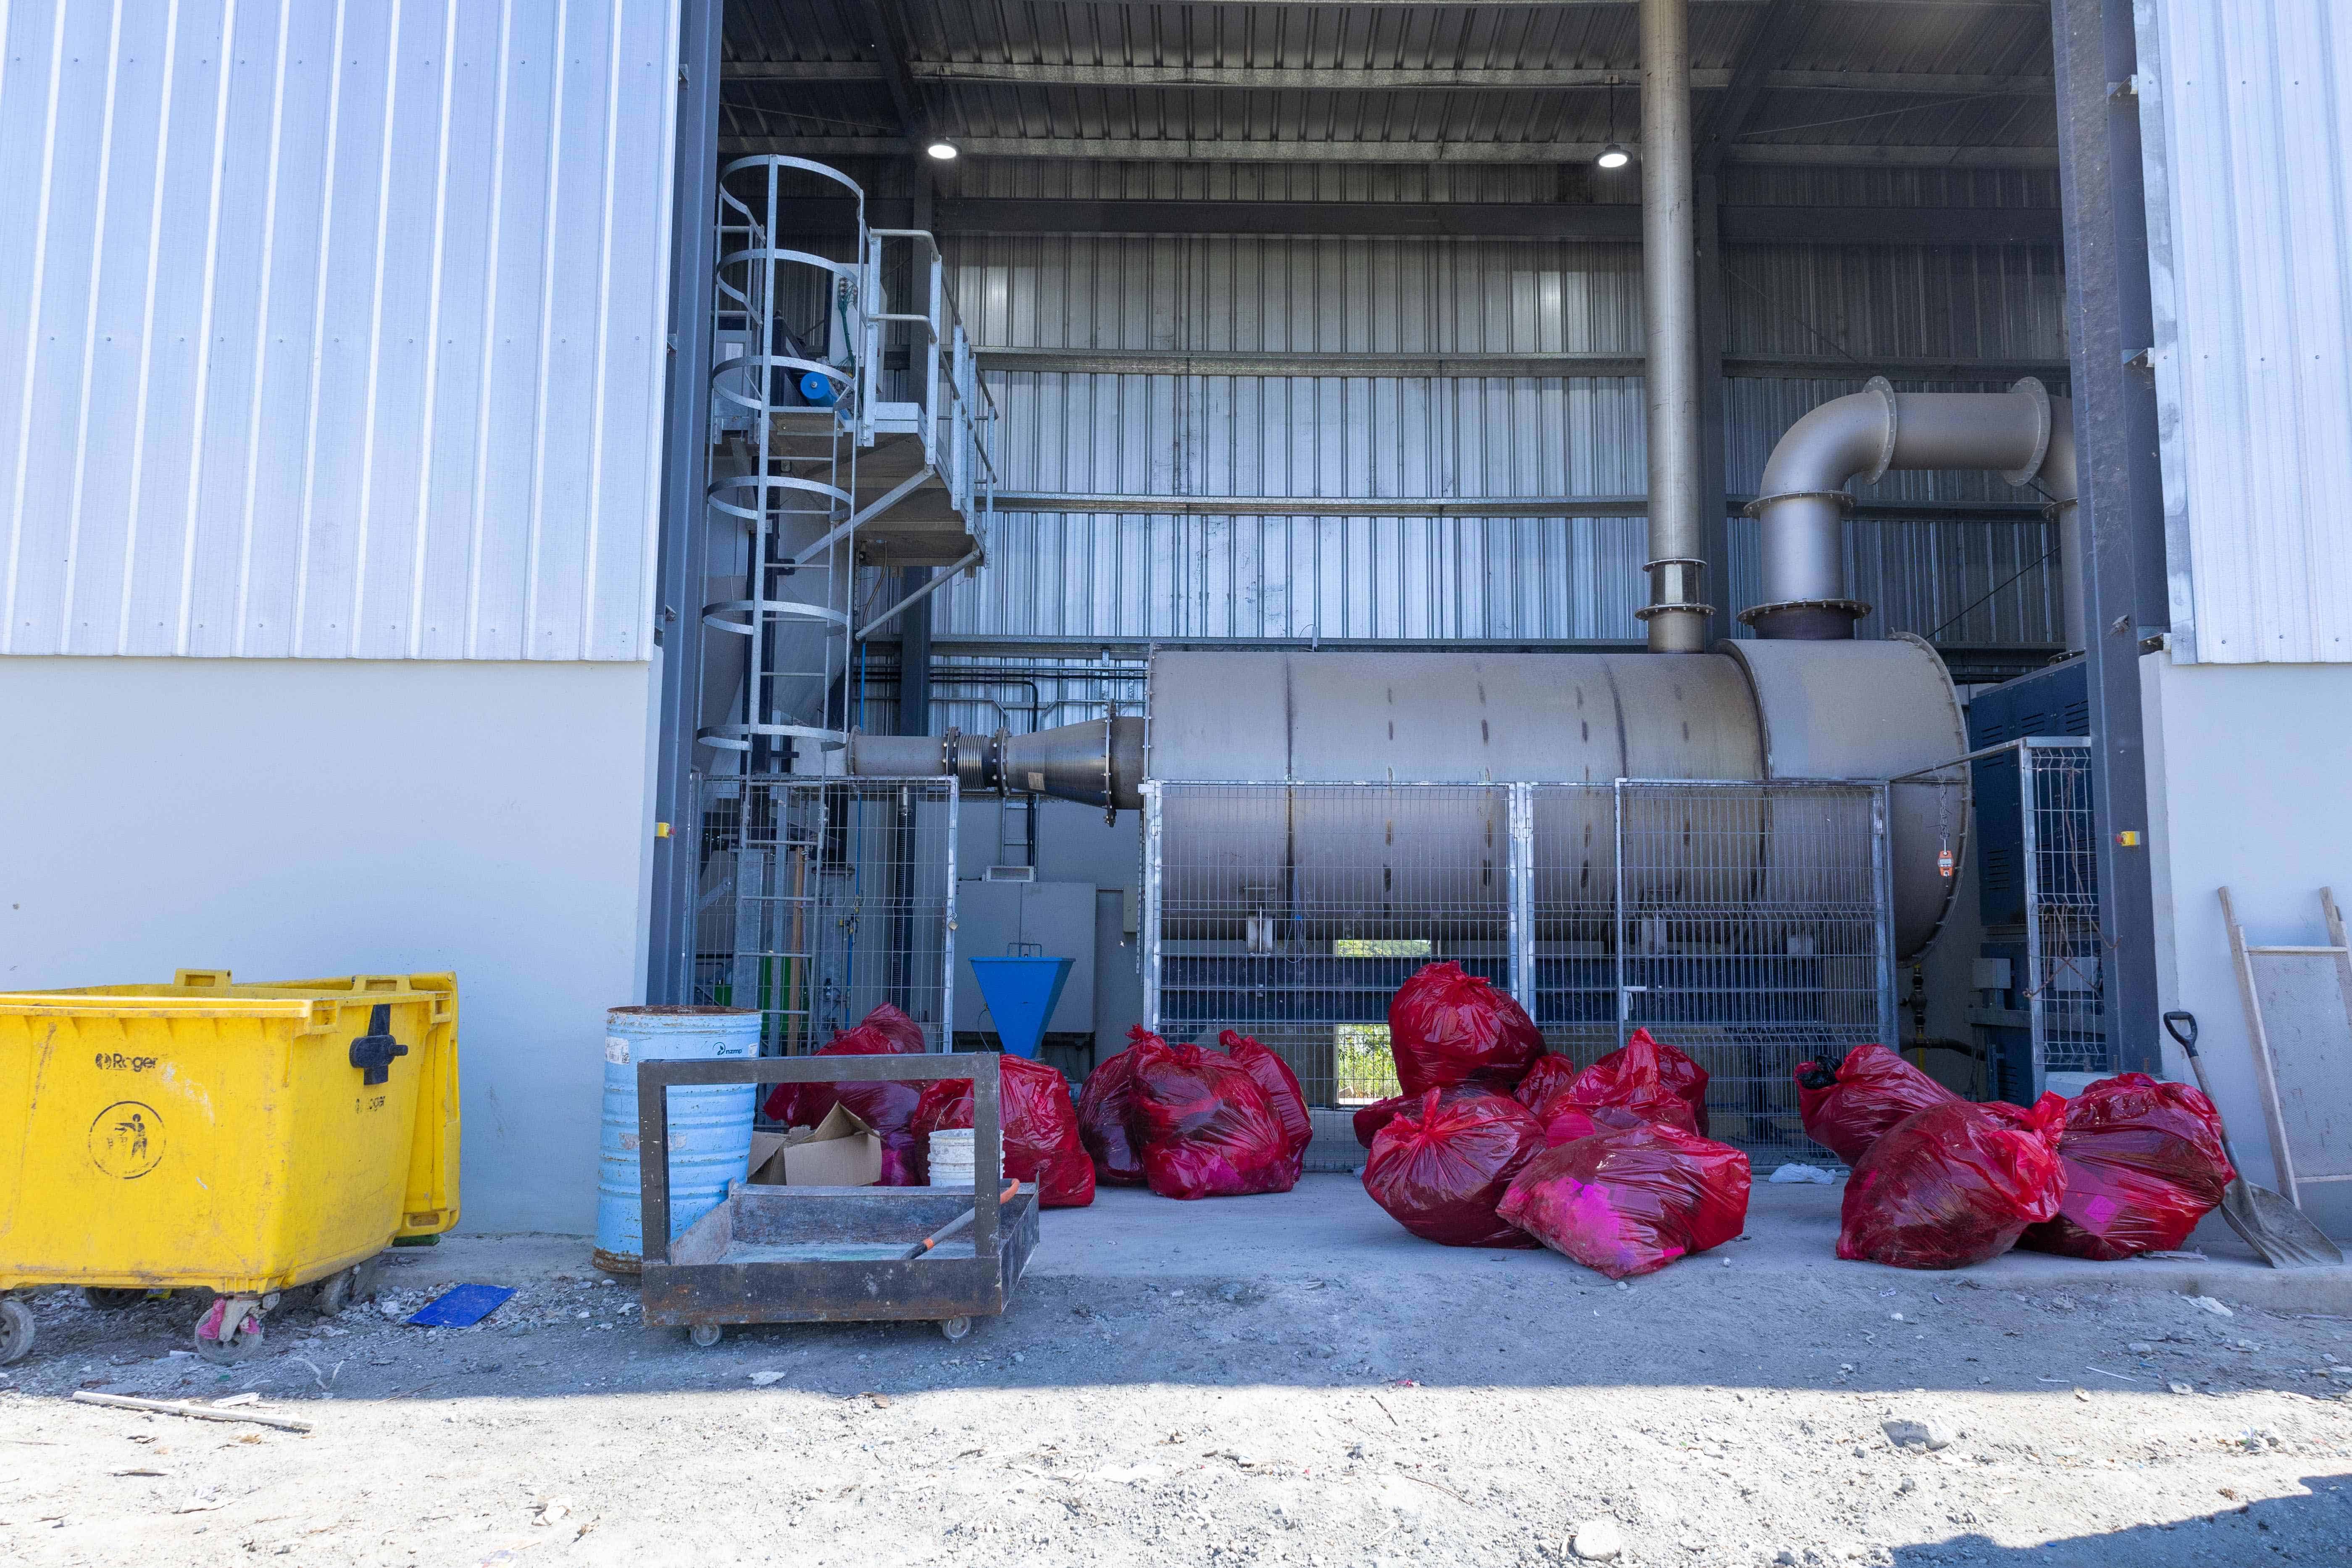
xmin=4 ymin=1218 xmax=2351 ymax=1566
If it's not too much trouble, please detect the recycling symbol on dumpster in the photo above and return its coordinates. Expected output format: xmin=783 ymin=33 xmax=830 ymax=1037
xmin=89 ymin=1100 xmax=165 ymax=1179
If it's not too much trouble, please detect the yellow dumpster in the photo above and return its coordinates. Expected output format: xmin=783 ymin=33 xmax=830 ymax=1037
xmin=0 ymin=971 xmax=460 ymax=1366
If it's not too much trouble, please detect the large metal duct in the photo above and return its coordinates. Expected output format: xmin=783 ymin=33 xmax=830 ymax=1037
xmin=1744 ymin=376 xmax=2080 ymax=646
xmin=1637 ymin=0 xmax=1711 ymax=654
xmin=851 ymin=640 xmax=1967 ymax=960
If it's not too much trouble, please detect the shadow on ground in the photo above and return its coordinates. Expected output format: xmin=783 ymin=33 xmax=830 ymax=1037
xmin=1889 ymin=1472 xmax=2352 ymax=1565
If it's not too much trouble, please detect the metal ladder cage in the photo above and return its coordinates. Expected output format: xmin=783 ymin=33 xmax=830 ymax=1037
xmin=691 ymin=775 xmax=960 ymax=1058
xmin=702 ymin=155 xmax=868 ymax=762
xmin=1139 ymin=778 xmax=1896 ymax=1162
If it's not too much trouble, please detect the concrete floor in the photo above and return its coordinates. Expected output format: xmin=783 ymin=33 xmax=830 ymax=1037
xmin=1023 ymin=1174 xmax=2352 ymax=1310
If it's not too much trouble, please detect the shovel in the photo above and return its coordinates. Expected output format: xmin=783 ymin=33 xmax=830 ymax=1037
xmin=2163 ymin=1010 xmax=2343 ymax=1269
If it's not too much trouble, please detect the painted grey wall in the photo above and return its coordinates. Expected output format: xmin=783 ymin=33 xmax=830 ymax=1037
xmin=0 ymin=656 xmax=658 ymax=1234
xmin=953 ymin=797 xmax=1144 ymax=1063
xmin=2143 ymin=654 xmax=2352 ymax=1236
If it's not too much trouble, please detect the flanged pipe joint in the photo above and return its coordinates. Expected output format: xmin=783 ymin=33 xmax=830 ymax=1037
xmin=846 ymin=716 xmax=1146 ymax=813
xmin=1743 ymin=376 xmax=2079 ymax=647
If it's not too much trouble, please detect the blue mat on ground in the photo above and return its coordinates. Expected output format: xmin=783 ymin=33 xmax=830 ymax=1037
xmin=406 ymin=1284 xmax=515 ymax=1328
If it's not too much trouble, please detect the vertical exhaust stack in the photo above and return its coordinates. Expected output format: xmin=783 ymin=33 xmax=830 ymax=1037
xmin=1636 ymin=0 xmax=1713 ymax=653
xmin=1745 ymin=376 xmax=2080 ymax=646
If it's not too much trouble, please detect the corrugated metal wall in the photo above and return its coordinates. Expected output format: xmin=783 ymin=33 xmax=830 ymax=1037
xmin=0 ymin=0 xmax=680 ymax=660
xmin=2140 ymin=0 xmax=2352 ymax=664
xmin=930 ymin=230 xmax=2068 ymax=648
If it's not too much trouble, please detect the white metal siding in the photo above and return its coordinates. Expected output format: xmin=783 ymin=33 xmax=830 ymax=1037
xmin=2139 ymin=0 xmax=2352 ymax=664
xmin=0 ymin=0 xmax=679 ymax=660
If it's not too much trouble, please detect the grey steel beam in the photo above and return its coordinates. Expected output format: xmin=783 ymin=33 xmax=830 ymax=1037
xmin=647 ymin=0 xmax=724 ymax=1004
xmin=971 ymin=347 xmax=2069 ymax=381
xmin=718 ymin=134 xmax=2059 ymax=168
xmin=1699 ymin=0 xmax=1823 ymax=176
xmin=851 ymin=0 xmax=926 ymax=144
xmin=987 ymin=490 xmax=2050 ymax=521
xmin=724 ymin=61 xmax=2052 ymax=95
xmin=784 ymin=198 xmax=2063 ymax=245
xmin=2050 ymin=0 xmax=2164 ymax=1076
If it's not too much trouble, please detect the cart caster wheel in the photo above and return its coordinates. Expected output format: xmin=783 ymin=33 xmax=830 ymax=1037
xmin=0 ymin=1299 xmax=34 ymax=1365
xmin=940 ymin=1316 xmax=971 ymax=1343
xmin=193 ymin=1300 xmax=266 ymax=1365
xmin=688 ymin=1323 xmax=723 ymax=1349
xmin=313 ymin=1269 xmax=357 ymax=1317
xmin=85 ymin=1287 xmax=150 ymax=1312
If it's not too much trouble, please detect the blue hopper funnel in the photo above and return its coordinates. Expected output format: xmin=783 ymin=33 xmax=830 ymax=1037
xmin=969 ymin=956 xmax=1073 ymax=1058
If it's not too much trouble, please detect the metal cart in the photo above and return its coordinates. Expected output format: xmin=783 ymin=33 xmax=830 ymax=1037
xmin=635 ymin=1052 xmax=1038 ymax=1344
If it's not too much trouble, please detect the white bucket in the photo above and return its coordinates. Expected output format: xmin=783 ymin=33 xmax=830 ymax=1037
xmin=928 ymin=1128 xmax=976 ymax=1187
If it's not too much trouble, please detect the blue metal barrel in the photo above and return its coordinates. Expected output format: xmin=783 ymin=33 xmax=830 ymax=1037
xmin=593 ymin=1005 xmax=760 ymax=1274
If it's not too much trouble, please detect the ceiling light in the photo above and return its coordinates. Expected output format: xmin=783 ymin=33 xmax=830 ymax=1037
xmin=925 ymin=139 xmax=958 ymax=161
xmin=1597 ymin=143 xmax=1631 ymax=170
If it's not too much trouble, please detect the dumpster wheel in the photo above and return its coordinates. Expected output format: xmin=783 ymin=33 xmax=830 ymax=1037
xmin=0 ymin=1299 xmax=33 ymax=1365
xmin=193 ymin=1296 xmax=268 ymax=1365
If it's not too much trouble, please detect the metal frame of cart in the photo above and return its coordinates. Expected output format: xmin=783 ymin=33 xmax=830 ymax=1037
xmin=634 ymin=1052 xmax=1037 ymax=1344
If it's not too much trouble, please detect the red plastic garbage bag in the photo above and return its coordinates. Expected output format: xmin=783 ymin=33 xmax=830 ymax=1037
xmin=1836 ymin=1094 xmax=2067 ymax=1270
xmin=1795 ymin=1043 xmax=1959 ymax=1165
xmin=1526 ymin=1100 xmax=1645 ymax=1148
xmin=1221 ymin=1030 xmax=1313 ymax=1179
xmin=2018 ymin=1074 xmax=2235 ymax=1260
xmin=1596 ymin=1031 xmax=1708 ymax=1135
xmin=1532 ymin=1029 xmax=1700 ymax=1136
xmin=1387 ymin=961 xmax=1545 ymax=1096
xmin=1498 ymin=1122 xmax=1752 ymax=1279
xmin=910 ymin=1055 xmax=1097 ymax=1209
xmin=1128 ymin=1035 xmax=1298 ymax=1200
xmin=761 ymin=1005 xmax=930 ymax=1185
xmin=1363 ymin=1088 xmax=1544 ymax=1248
xmin=1513 ymin=1054 xmax=1581 ymax=1113
xmin=1354 ymin=1094 xmax=1410 ymax=1149
xmin=1078 ymin=1027 xmax=1154 ymax=1186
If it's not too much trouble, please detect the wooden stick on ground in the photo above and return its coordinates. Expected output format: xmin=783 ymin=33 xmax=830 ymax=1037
xmin=70 ymin=1390 xmax=314 ymax=1432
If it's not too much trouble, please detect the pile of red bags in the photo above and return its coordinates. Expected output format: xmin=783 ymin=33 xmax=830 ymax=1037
xmin=1795 ymin=1044 xmax=1958 ymax=1165
xmin=910 ymin=1054 xmax=1096 ymax=1208
xmin=1499 ymin=1121 xmax=1752 ymax=1279
xmin=761 ymin=1004 xmax=929 ymax=1186
xmin=1361 ymin=1088 xmax=1545 ymax=1248
xmin=1837 ymin=1094 xmax=2067 ymax=1269
xmin=1388 ymin=962 xmax=1546 ymax=1095
xmin=1080 ymin=1026 xmax=1305 ymax=1200
xmin=1522 ymin=1029 xmax=1707 ymax=1142
xmin=2019 ymin=1073 xmax=2234 ymax=1260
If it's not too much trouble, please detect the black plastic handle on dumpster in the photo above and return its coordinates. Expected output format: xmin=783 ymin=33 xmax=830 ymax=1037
xmin=349 ymin=1004 xmax=409 ymax=1086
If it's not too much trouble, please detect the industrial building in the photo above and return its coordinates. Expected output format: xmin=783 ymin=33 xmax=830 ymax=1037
xmin=3 ymin=0 xmax=2347 ymax=1238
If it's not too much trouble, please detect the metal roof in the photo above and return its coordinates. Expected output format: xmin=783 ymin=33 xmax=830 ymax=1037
xmin=721 ymin=0 xmax=2059 ymax=170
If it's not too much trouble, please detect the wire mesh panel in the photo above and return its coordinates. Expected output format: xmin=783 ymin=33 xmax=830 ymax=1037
xmin=1609 ymin=781 xmax=1894 ymax=1159
xmin=1147 ymin=783 xmax=1513 ymax=1108
xmin=1525 ymin=782 xmax=1624 ymax=1066
xmin=2023 ymin=741 xmax=2107 ymax=1079
xmin=694 ymin=777 xmax=958 ymax=1053
xmin=1145 ymin=778 xmax=1894 ymax=1165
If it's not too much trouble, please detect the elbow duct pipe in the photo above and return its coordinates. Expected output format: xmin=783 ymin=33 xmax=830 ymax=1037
xmin=1743 ymin=376 xmax=2080 ymax=647
xmin=1636 ymin=0 xmax=1712 ymax=653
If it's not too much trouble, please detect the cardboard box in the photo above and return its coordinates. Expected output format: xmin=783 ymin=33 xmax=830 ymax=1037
xmin=747 ymin=1103 xmax=883 ymax=1187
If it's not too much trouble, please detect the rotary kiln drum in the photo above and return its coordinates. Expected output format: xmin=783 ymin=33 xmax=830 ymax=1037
xmin=1143 ymin=637 xmax=1965 ymax=961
